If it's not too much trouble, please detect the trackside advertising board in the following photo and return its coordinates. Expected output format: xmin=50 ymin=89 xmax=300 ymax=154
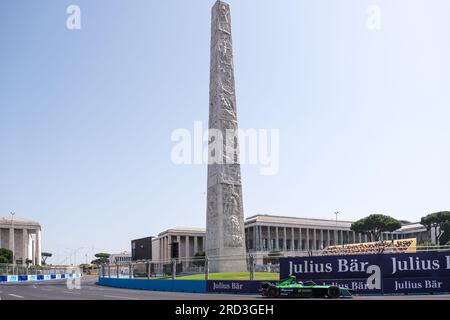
xmin=206 ymin=280 xmax=263 ymax=294
xmin=280 ymin=251 xmax=450 ymax=294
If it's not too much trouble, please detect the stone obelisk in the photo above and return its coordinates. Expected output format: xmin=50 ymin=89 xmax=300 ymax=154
xmin=205 ymin=0 xmax=247 ymax=273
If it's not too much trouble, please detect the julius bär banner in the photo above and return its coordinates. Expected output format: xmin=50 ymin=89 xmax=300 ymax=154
xmin=280 ymin=251 xmax=450 ymax=294
xmin=382 ymin=252 xmax=450 ymax=294
xmin=207 ymin=280 xmax=263 ymax=294
xmin=280 ymin=254 xmax=383 ymax=294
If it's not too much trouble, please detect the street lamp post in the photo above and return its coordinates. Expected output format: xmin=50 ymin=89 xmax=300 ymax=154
xmin=10 ymin=212 xmax=15 ymax=268
xmin=334 ymin=211 xmax=339 ymax=226
xmin=65 ymin=247 xmax=85 ymax=265
xmin=64 ymin=248 xmax=74 ymax=265
xmin=73 ymin=247 xmax=85 ymax=265
xmin=334 ymin=211 xmax=340 ymax=246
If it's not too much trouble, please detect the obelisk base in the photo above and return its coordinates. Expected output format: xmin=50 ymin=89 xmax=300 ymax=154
xmin=208 ymin=248 xmax=247 ymax=273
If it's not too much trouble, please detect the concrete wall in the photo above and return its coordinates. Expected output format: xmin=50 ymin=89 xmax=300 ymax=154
xmin=98 ymin=277 xmax=207 ymax=293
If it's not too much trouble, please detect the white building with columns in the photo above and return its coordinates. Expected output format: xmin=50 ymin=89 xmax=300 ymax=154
xmin=150 ymin=215 xmax=431 ymax=264
xmin=244 ymin=214 xmax=431 ymax=262
xmin=0 ymin=216 xmax=42 ymax=265
xmin=154 ymin=227 xmax=205 ymax=262
xmin=109 ymin=251 xmax=132 ymax=265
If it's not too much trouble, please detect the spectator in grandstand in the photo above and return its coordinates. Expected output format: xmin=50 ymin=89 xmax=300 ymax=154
xmin=321 ymin=239 xmax=413 ymax=255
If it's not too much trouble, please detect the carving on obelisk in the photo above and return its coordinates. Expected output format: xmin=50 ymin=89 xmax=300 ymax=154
xmin=206 ymin=0 xmax=247 ymax=272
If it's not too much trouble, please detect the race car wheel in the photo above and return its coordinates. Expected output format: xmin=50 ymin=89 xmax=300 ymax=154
xmin=327 ymin=286 xmax=341 ymax=299
xmin=267 ymin=287 xmax=280 ymax=298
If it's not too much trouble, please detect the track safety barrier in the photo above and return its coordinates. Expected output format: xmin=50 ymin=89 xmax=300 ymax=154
xmin=0 ymin=273 xmax=82 ymax=283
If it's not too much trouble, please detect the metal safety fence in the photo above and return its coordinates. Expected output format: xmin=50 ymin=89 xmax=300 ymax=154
xmin=99 ymin=245 xmax=450 ymax=281
xmin=0 ymin=263 xmax=78 ymax=276
xmin=100 ymin=254 xmax=256 ymax=280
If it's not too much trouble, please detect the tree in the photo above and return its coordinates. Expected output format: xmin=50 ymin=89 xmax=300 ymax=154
xmin=0 ymin=248 xmax=13 ymax=264
xmin=440 ymin=221 xmax=450 ymax=245
xmin=192 ymin=251 xmax=205 ymax=267
xmin=420 ymin=211 xmax=450 ymax=245
xmin=41 ymin=252 xmax=52 ymax=265
xmin=351 ymin=214 xmax=402 ymax=242
xmin=25 ymin=258 xmax=33 ymax=267
xmin=91 ymin=253 xmax=110 ymax=265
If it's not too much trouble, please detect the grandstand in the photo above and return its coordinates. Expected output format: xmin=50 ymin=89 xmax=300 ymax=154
xmin=321 ymin=238 xmax=416 ymax=255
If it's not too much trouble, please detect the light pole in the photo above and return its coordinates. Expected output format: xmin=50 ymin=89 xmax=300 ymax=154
xmin=10 ymin=212 xmax=15 ymax=267
xmin=84 ymin=246 xmax=94 ymax=265
xmin=73 ymin=247 xmax=85 ymax=265
xmin=63 ymin=248 xmax=73 ymax=265
xmin=335 ymin=211 xmax=346 ymax=246
xmin=65 ymin=247 xmax=85 ymax=265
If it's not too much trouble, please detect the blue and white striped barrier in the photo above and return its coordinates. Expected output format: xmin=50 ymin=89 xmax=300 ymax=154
xmin=29 ymin=275 xmax=38 ymax=281
xmin=0 ymin=273 xmax=82 ymax=283
xmin=7 ymin=275 xmax=18 ymax=282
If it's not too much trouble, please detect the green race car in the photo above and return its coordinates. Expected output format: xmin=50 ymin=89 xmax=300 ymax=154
xmin=260 ymin=276 xmax=353 ymax=299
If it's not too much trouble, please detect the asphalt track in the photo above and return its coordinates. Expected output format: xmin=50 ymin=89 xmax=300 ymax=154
xmin=1 ymin=276 xmax=450 ymax=300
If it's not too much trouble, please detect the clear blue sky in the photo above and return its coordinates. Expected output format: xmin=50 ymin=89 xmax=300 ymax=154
xmin=1 ymin=0 xmax=449 ymax=264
